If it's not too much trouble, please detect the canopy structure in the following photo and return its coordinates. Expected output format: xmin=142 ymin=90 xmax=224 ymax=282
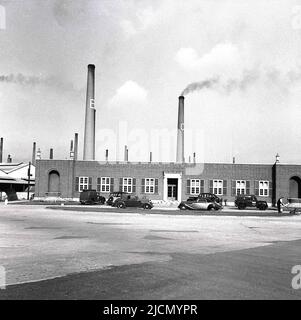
xmin=0 ymin=163 xmax=35 ymax=200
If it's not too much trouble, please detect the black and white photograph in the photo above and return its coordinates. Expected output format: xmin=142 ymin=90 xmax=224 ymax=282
xmin=0 ymin=0 xmax=301 ymax=312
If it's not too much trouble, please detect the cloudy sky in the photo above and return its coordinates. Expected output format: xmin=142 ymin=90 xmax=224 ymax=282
xmin=1 ymin=0 xmax=301 ymax=164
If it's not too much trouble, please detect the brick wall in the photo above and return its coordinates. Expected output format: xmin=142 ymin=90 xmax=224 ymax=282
xmin=274 ymin=164 xmax=301 ymax=203
xmin=35 ymin=160 xmax=278 ymax=203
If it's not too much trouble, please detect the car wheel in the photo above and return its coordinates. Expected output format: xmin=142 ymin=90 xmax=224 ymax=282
xmin=117 ymin=202 xmax=125 ymax=208
xmin=143 ymin=204 xmax=151 ymax=210
xmin=238 ymin=204 xmax=246 ymax=210
xmin=179 ymin=204 xmax=187 ymax=210
xmin=259 ymin=205 xmax=267 ymax=211
xmin=207 ymin=205 xmax=214 ymax=211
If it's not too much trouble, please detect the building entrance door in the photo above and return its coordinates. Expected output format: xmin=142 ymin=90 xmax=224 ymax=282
xmin=167 ymin=178 xmax=178 ymax=200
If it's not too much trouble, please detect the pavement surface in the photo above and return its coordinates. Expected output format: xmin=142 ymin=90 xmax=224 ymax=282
xmin=0 ymin=204 xmax=301 ymax=299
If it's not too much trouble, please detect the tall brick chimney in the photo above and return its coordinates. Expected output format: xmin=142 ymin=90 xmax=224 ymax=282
xmin=32 ymin=142 xmax=36 ymax=166
xmin=74 ymin=133 xmax=78 ymax=160
xmin=83 ymin=64 xmax=96 ymax=160
xmin=0 ymin=137 xmax=3 ymax=163
xmin=176 ymin=96 xmax=185 ymax=163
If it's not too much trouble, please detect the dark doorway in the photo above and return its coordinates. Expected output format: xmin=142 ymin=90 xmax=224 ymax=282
xmin=289 ymin=176 xmax=301 ymax=198
xmin=167 ymin=178 xmax=178 ymax=200
xmin=48 ymin=170 xmax=60 ymax=193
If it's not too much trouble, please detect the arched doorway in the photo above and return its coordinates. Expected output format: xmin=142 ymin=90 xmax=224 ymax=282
xmin=289 ymin=176 xmax=301 ymax=198
xmin=48 ymin=170 xmax=60 ymax=193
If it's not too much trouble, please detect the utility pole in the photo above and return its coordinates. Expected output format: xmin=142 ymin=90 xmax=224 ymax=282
xmin=27 ymin=162 xmax=32 ymax=200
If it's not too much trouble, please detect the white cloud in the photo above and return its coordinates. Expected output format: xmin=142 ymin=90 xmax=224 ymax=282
xmin=136 ymin=7 xmax=155 ymax=29
xmin=120 ymin=20 xmax=137 ymax=37
xmin=120 ymin=6 xmax=156 ymax=37
xmin=108 ymin=81 xmax=148 ymax=107
xmin=174 ymin=48 xmax=200 ymax=69
xmin=175 ymin=43 xmax=251 ymax=81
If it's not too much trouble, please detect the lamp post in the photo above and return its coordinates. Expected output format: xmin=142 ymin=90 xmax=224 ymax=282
xmin=27 ymin=162 xmax=32 ymax=200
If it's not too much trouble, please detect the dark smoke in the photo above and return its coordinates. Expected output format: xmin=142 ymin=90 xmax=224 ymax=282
xmin=181 ymin=78 xmax=219 ymax=96
xmin=0 ymin=73 xmax=76 ymax=91
xmin=181 ymin=71 xmax=259 ymax=96
xmin=180 ymin=67 xmax=301 ymax=96
xmin=0 ymin=74 xmax=42 ymax=85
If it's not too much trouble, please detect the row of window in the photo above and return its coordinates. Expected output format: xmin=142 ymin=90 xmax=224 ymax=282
xmin=187 ymin=179 xmax=271 ymax=197
xmin=75 ymin=177 xmax=271 ymax=197
xmin=75 ymin=177 xmax=158 ymax=194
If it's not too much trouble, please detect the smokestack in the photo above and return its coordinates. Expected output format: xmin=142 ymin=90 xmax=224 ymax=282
xmin=83 ymin=64 xmax=96 ymax=160
xmin=50 ymin=148 xmax=53 ymax=159
xmin=149 ymin=152 xmax=152 ymax=163
xmin=74 ymin=133 xmax=78 ymax=160
xmin=124 ymin=145 xmax=127 ymax=161
xmin=0 ymin=137 xmax=3 ymax=163
xmin=70 ymin=140 xmax=74 ymax=159
xmin=7 ymin=154 xmax=12 ymax=163
xmin=176 ymin=96 xmax=185 ymax=163
xmin=105 ymin=149 xmax=108 ymax=162
xmin=32 ymin=142 xmax=36 ymax=166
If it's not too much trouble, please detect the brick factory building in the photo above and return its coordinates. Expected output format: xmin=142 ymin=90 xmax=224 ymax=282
xmin=34 ymin=159 xmax=301 ymax=206
xmin=33 ymin=65 xmax=301 ymax=206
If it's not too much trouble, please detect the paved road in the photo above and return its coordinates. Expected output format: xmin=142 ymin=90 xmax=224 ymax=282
xmin=0 ymin=204 xmax=301 ymax=299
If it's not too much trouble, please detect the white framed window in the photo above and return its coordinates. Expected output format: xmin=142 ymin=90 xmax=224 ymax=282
xmin=145 ymin=178 xmax=155 ymax=194
xmin=236 ymin=180 xmax=246 ymax=195
xmin=123 ymin=177 xmax=133 ymax=193
xmin=79 ymin=176 xmax=89 ymax=191
xmin=97 ymin=177 xmax=110 ymax=193
xmin=213 ymin=180 xmax=223 ymax=195
xmin=190 ymin=179 xmax=201 ymax=195
xmin=259 ymin=181 xmax=269 ymax=196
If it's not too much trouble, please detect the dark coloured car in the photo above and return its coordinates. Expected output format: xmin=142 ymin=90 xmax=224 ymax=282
xmin=79 ymin=189 xmax=106 ymax=205
xmin=186 ymin=196 xmax=198 ymax=202
xmin=113 ymin=194 xmax=153 ymax=209
xmin=107 ymin=192 xmax=130 ymax=206
xmin=198 ymin=193 xmax=222 ymax=203
xmin=235 ymin=195 xmax=268 ymax=210
xmin=179 ymin=197 xmax=222 ymax=211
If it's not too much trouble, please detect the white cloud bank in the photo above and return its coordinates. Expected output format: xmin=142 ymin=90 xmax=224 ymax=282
xmin=175 ymin=43 xmax=251 ymax=81
xmin=120 ymin=6 xmax=156 ymax=37
xmin=108 ymin=80 xmax=148 ymax=107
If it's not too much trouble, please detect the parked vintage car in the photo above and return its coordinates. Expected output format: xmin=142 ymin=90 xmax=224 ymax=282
xmin=234 ymin=195 xmax=268 ymax=210
xmin=178 ymin=197 xmax=222 ymax=211
xmin=79 ymin=189 xmax=106 ymax=205
xmin=198 ymin=193 xmax=222 ymax=203
xmin=112 ymin=194 xmax=153 ymax=209
xmin=106 ymin=191 xmax=129 ymax=206
xmin=285 ymin=198 xmax=301 ymax=214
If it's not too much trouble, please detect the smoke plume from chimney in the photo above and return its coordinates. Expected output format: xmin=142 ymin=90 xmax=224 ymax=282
xmin=181 ymin=78 xmax=218 ymax=96
xmin=0 ymin=73 xmax=77 ymax=92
